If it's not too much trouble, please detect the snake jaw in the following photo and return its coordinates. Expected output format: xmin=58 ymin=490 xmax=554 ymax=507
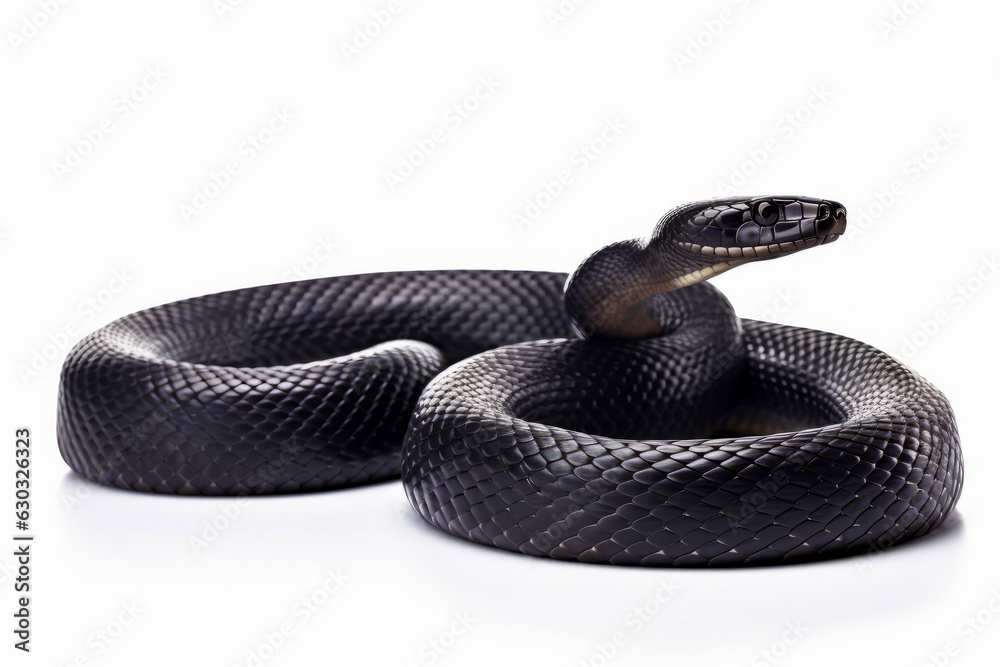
xmin=677 ymin=231 xmax=845 ymax=261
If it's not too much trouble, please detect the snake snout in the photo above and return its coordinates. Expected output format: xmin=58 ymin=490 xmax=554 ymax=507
xmin=816 ymin=200 xmax=848 ymax=239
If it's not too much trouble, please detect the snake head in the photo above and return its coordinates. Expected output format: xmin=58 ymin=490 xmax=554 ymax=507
xmin=565 ymin=195 xmax=848 ymax=339
xmin=667 ymin=196 xmax=847 ymax=263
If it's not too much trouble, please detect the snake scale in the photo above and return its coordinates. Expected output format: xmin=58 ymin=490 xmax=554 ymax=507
xmin=57 ymin=196 xmax=963 ymax=566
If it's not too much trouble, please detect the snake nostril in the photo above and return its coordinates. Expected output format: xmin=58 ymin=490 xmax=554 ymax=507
xmin=815 ymin=202 xmax=848 ymax=236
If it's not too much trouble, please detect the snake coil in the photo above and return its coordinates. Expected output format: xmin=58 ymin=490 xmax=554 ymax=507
xmin=58 ymin=196 xmax=962 ymax=566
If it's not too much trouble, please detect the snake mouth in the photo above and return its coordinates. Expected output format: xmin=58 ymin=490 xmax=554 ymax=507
xmin=678 ymin=232 xmax=843 ymax=260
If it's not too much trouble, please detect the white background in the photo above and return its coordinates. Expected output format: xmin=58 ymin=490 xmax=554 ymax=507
xmin=2 ymin=1 xmax=998 ymax=665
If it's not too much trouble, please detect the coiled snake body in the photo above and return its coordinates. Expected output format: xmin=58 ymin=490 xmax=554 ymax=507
xmin=58 ymin=196 xmax=963 ymax=566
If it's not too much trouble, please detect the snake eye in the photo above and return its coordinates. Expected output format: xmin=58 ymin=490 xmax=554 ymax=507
xmin=817 ymin=204 xmax=832 ymax=222
xmin=752 ymin=200 xmax=778 ymax=225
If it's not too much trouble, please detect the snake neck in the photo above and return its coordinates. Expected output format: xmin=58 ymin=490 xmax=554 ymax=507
xmin=563 ymin=236 xmax=739 ymax=339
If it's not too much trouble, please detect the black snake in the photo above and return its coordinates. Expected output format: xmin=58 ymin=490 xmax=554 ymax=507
xmin=57 ymin=196 xmax=963 ymax=566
